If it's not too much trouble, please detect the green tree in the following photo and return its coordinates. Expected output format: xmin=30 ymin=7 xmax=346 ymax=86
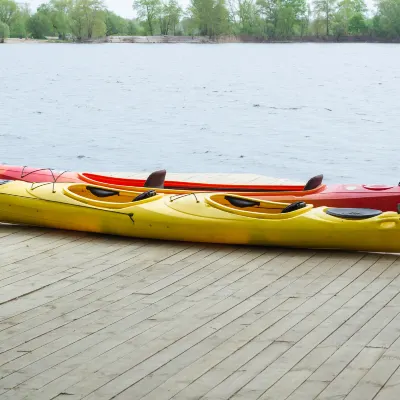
xmin=313 ymin=0 xmax=337 ymax=35
xmin=126 ymin=18 xmax=142 ymax=34
xmin=189 ymin=0 xmax=230 ymax=37
xmin=333 ymin=0 xmax=366 ymax=35
xmin=70 ymin=0 xmax=105 ymax=40
xmin=81 ymin=0 xmax=104 ymax=38
xmin=105 ymin=10 xmax=128 ymax=35
xmin=298 ymin=2 xmax=311 ymax=35
xmin=236 ymin=0 xmax=263 ymax=35
xmin=375 ymin=0 xmax=400 ymax=38
xmin=49 ymin=0 xmax=72 ymax=39
xmin=133 ymin=0 xmax=161 ymax=35
xmin=28 ymin=11 xmax=53 ymax=38
xmin=256 ymin=0 xmax=307 ymax=38
xmin=10 ymin=3 xmax=31 ymax=38
xmin=277 ymin=0 xmax=307 ymax=38
xmin=180 ymin=16 xmax=197 ymax=35
xmin=37 ymin=3 xmax=52 ymax=14
xmin=69 ymin=3 xmax=85 ymax=38
xmin=0 ymin=0 xmax=17 ymax=25
xmin=0 ymin=20 xmax=9 ymax=42
xmin=348 ymin=12 xmax=366 ymax=33
xmin=256 ymin=0 xmax=279 ymax=37
xmin=159 ymin=0 xmax=181 ymax=34
xmin=370 ymin=13 xmax=384 ymax=36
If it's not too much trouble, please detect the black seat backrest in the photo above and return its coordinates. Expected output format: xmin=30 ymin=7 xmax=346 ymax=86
xmin=225 ymin=196 xmax=260 ymax=208
xmin=326 ymin=208 xmax=382 ymax=219
xmin=133 ymin=190 xmax=157 ymax=202
xmin=281 ymin=201 xmax=307 ymax=214
xmin=144 ymin=170 xmax=166 ymax=188
xmin=87 ymin=186 xmax=119 ymax=198
xmin=303 ymin=174 xmax=323 ymax=191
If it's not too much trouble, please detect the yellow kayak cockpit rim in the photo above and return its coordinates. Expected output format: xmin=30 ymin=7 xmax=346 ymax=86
xmin=61 ymin=184 xmax=163 ymax=209
xmin=204 ymin=194 xmax=313 ymax=219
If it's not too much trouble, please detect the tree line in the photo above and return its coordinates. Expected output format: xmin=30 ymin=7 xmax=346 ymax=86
xmin=0 ymin=0 xmax=400 ymax=42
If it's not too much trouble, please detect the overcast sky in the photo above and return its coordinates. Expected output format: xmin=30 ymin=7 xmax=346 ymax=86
xmin=25 ymin=0 xmax=374 ymax=19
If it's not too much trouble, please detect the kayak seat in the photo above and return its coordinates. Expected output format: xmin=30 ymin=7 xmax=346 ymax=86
xmin=87 ymin=187 xmax=119 ymax=198
xmin=144 ymin=170 xmax=166 ymax=188
xmin=134 ymin=190 xmax=157 ymax=202
xmin=281 ymin=201 xmax=307 ymax=214
xmin=225 ymin=196 xmax=260 ymax=208
xmin=326 ymin=208 xmax=382 ymax=219
xmin=303 ymin=174 xmax=323 ymax=191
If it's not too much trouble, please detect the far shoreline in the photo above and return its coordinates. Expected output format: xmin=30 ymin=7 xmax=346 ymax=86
xmin=4 ymin=35 xmax=400 ymax=45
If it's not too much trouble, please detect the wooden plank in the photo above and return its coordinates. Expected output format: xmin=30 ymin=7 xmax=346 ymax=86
xmin=279 ymin=257 xmax=400 ymax=400
xmin=0 ymin=236 xmax=141 ymax=305
xmin=0 ymin=247 xmax=269 ymax=396
xmin=258 ymin=261 xmax=400 ymax=400
xmin=143 ymin=254 xmax=370 ymax=400
xmin=0 ymin=251 xmax=312 ymax=399
xmin=221 ymin=255 xmax=397 ymax=400
xmin=373 ymin=364 xmax=400 ymax=400
xmin=0 ymin=242 xmax=194 ymax=350
xmin=314 ymin=348 xmax=385 ymax=400
xmin=25 ymin=253 xmax=332 ymax=400
xmin=0 ymin=238 xmax=152 ymax=320
xmin=115 ymin=255 xmax=338 ymax=400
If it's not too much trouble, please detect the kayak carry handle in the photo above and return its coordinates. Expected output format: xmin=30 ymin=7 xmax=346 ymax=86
xmin=225 ymin=196 xmax=260 ymax=208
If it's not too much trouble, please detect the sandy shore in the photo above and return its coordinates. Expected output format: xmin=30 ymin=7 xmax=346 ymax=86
xmin=4 ymin=38 xmax=49 ymax=44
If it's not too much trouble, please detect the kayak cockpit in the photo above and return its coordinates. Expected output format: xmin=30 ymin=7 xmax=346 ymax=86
xmin=205 ymin=194 xmax=313 ymax=219
xmin=62 ymin=185 xmax=162 ymax=209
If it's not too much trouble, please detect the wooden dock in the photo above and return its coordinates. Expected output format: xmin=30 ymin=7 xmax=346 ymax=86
xmin=0 ymin=172 xmax=400 ymax=400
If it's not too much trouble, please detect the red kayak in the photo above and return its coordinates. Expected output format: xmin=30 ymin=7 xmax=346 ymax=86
xmin=0 ymin=164 xmax=307 ymax=192
xmin=1 ymin=164 xmax=400 ymax=211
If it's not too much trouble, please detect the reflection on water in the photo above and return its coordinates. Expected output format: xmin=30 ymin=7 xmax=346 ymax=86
xmin=1 ymin=43 xmax=399 ymax=184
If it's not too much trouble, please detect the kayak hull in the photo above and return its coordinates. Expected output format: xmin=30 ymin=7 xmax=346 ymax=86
xmin=0 ymin=180 xmax=399 ymax=253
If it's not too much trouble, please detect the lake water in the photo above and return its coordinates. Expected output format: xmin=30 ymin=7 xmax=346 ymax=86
xmin=1 ymin=42 xmax=399 ymax=184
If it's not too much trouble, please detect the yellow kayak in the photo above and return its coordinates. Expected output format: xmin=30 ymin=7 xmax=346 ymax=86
xmin=0 ymin=180 xmax=398 ymax=253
